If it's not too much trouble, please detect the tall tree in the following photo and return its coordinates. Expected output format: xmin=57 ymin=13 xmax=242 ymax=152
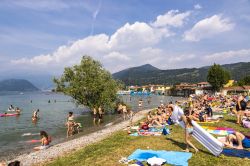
xmin=54 ymin=56 xmax=121 ymax=110
xmin=207 ymin=64 xmax=231 ymax=92
xmin=238 ymin=76 xmax=250 ymax=86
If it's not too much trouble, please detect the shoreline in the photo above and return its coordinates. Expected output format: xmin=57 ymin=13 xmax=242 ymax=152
xmin=11 ymin=109 xmax=152 ymax=166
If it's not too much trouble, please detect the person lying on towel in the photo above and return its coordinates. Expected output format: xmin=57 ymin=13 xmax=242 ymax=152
xmin=220 ymin=131 xmax=250 ymax=149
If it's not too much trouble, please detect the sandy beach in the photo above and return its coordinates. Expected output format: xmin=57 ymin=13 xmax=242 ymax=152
xmin=11 ymin=109 xmax=151 ymax=166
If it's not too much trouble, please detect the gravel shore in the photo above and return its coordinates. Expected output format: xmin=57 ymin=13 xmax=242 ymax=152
xmin=11 ymin=109 xmax=151 ymax=166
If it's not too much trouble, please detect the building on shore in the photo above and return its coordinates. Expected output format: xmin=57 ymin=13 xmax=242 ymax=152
xmin=127 ymin=84 xmax=171 ymax=95
xmin=124 ymin=80 xmax=250 ymax=97
xmin=170 ymin=82 xmax=213 ymax=97
xmin=222 ymin=86 xmax=250 ymax=95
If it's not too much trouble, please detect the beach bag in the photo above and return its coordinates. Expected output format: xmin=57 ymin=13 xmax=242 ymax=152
xmin=167 ymin=118 xmax=173 ymax=125
xmin=162 ymin=127 xmax=170 ymax=135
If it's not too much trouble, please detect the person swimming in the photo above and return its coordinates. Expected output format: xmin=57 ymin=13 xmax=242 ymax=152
xmin=32 ymin=109 xmax=39 ymax=120
xmin=15 ymin=107 xmax=21 ymax=115
xmin=8 ymin=105 xmax=15 ymax=112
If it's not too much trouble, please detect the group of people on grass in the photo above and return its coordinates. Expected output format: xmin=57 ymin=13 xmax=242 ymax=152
xmin=134 ymin=92 xmax=250 ymax=153
xmin=180 ymin=93 xmax=250 ymax=151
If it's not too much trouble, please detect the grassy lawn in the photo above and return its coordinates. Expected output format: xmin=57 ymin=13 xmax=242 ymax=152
xmin=44 ymin=115 xmax=250 ymax=166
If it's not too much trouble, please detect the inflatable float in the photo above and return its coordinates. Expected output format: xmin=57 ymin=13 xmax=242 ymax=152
xmin=171 ymin=105 xmax=224 ymax=156
xmin=0 ymin=113 xmax=18 ymax=117
xmin=179 ymin=120 xmax=224 ymax=156
xmin=7 ymin=109 xmax=16 ymax=112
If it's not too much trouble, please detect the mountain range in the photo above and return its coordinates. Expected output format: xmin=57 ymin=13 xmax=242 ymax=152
xmin=0 ymin=79 xmax=39 ymax=91
xmin=112 ymin=62 xmax=250 ymax=86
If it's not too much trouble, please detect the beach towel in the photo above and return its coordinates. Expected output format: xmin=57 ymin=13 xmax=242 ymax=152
xmin=127 ymin=149 xmax=192 ymax=166
xmin=197 ymin=121 xmax=217 ymax=124
xmin=221 ymin=149 xmax=250 ymax=158
xmin=130 ymin=127 xmax=169 ymax=136
xmin=209 ymin=115 xmax=224 ymax=119
xmin=202 ymin=126 xmax=235 ymax=136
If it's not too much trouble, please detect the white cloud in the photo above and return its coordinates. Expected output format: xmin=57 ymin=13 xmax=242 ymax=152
xmin=194 ymin=4 xmax=202 ymax=10
xmin=138 ymin=47 xmax=164 ymax=64
xmin=12 ymin=9 xmax=189 ymax=72
xmin=104 ymin=52 xmax=130 ymax=61
xmin=151 ymin=10 xmax=191 ymax=28
xmin=204 ymin=49 xmax=250 ymax=63
xmin=168 ymin=54 xmax=196 ymax=63
xmin=183 ymin=15 xmax=235 ymax=42
xmin=11 ymin=34 xmax=110 ymax=66
xmin=109 ymin=22 xmax=172 ymax=51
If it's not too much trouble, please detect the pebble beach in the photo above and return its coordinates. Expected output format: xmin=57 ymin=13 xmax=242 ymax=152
xmin=11 ymin=109 xmax=151 ymax=166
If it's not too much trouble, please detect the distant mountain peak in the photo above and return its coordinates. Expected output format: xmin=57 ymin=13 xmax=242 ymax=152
xmin=135 ymin=64 xmax=160 ymax=71
xmin=0 ymin=79 xmax=39 ymax=92
xmin=112 ymin=62 xmax=250 ymax=86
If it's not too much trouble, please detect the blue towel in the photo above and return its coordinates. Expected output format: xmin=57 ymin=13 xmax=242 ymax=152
xmin=128 ymin=149 xmax=192 ymax=166
xmin=130 ymin=133 xmax=139 ymax=136
xmin=222 ymin=149 xmax=250 ymax=158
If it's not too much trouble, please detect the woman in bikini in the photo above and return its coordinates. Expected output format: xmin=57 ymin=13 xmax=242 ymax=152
xmin=183 ymin=110 xmax=199 ymax=153
xmin=66 ymin=112 xmax=74 ymax=137
xmin=34 ymin=131 xmax=51 ymax=150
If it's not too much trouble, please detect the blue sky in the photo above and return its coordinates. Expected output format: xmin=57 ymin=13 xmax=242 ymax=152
xmin=0 ymin=0 xmax=250 ymax=77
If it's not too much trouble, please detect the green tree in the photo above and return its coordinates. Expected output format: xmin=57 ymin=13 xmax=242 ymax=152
xmin=53 ymin=56 xmax=121 ymax=110
xmin=238 ymin=76 xmax=250 ymax=86
xmin=207 ymin=64 xmax=231 ymax=92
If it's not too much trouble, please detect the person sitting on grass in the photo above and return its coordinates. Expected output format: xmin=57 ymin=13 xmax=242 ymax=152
xmin=150 ymin=112 xmax=163 ymax=127
xmin=147 ymin=111 xmax=153 ymax=123
xmin=140 ymin=121 xmax=150 ymax=130
xmin=220 ymin=131 xmax=250 ymax=149
xmin=34 ymin=131 xmax=51 ymax=150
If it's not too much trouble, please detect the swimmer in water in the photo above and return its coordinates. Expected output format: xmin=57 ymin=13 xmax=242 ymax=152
xmin=32 ymin=109 xmax=39 ymax=120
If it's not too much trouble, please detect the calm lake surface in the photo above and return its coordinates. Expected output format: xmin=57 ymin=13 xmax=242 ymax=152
xmin=0 ymin=91 xmax=181 ymax=160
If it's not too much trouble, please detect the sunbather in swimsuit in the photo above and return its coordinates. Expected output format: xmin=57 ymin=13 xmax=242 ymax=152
xmin=221 ymin=131 xmax=250 ymax=149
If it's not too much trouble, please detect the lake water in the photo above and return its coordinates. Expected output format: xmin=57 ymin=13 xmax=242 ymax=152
xmin=0 ymin=92 xmax=180 ymax=160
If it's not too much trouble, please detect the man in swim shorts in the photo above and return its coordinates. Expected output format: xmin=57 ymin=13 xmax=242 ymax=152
xmin=222 ymin=131 xmax=250 ymax=149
